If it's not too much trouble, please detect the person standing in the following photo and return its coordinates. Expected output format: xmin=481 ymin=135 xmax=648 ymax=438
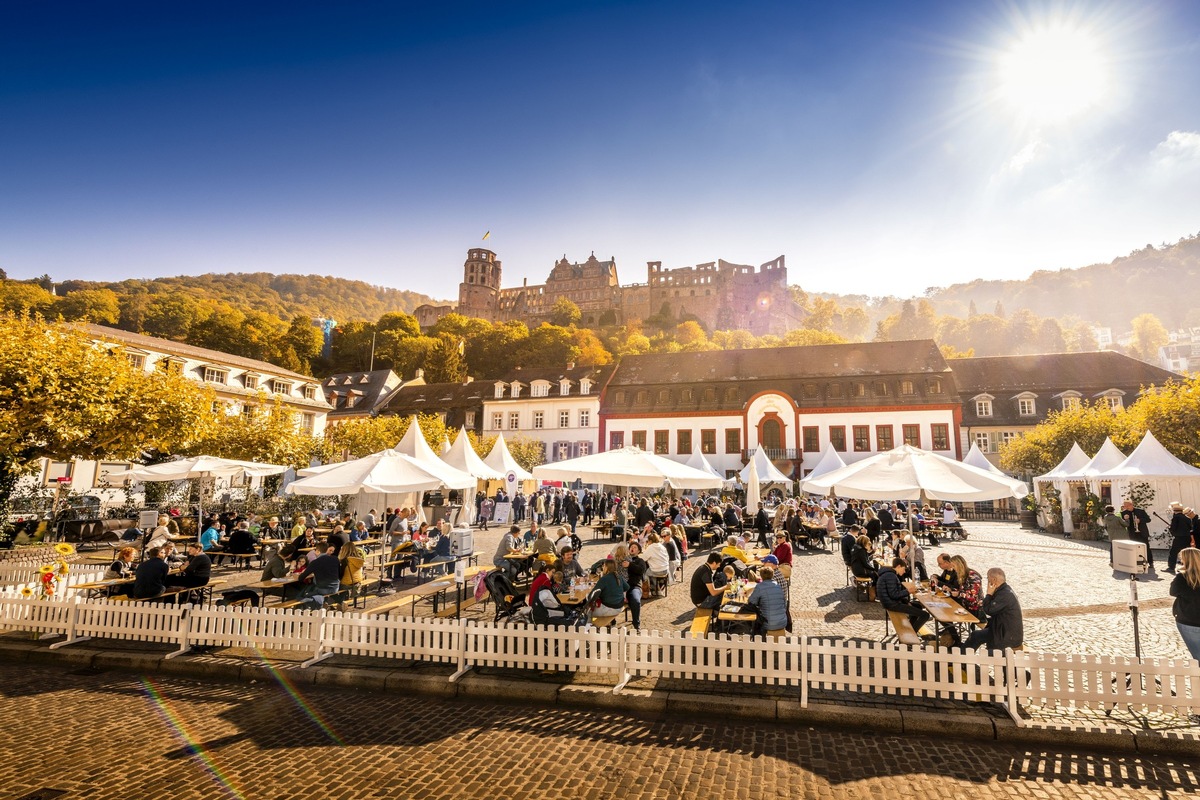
xmin=1169 ymin=548 xmax=1200 ymax=660
xmin=1121 ymin=500 xmax=1156 ymax=570
xmin=1166 ymin=501 xmax=1191 ymax=573
xmin=753 ymin=503 xmax=770 ymax=548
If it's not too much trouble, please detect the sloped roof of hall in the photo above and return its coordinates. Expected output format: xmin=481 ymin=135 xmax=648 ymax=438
xmin=951 ymin=352 xmax=1180 ymax=394
xmin=608 ymin=339 xmax=949 ymax=386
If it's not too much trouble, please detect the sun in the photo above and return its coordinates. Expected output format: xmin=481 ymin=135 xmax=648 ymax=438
xmin=998 ymin=24 xmax=1109 ymax=124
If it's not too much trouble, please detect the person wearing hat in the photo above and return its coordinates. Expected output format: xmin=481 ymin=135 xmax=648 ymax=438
xmin=1168 ymin=501 xmax=1191 ymax=573
xmin=1121 ymin=500 xmax=1154 ymax=571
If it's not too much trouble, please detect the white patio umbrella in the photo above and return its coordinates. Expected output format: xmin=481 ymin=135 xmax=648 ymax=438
xmin=800 ymin=445 xmax=1028 ymax=502
xmin=744 ymin=455 xmax=760 ymax=515
xmin=128 ymin=455 xmax=288 ymax=522
xmin=532 ymin=446 xmax=723 ymax=491
xmin=482 ymin=433 xmax=534 ymax=481
xmin=443 ymin=428 xmax=504 ymax=480
xmin=285 ymin=449 xmax=449 ymax=496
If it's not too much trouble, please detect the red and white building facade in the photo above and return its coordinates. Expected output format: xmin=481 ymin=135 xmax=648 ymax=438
xmin=599 ymin=340 xmax=961 ymax=479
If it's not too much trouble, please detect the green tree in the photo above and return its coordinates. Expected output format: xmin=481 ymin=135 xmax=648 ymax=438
xmin=514 ymin=324 xmax=579 ymax=369
xmin=142 ymin=294 xmax=207 ymax=340
xmin=182 ymin=398 xmax=320 ymax=468
xmin=674 ymin=320 xmax=709 ymax=349
xmin=0 ymin=281 xmax=56 ymax=314
xmin=375 ymin=311 xmax=420 ymax=338
xmin=1129 ymin=313 xmax=1169 ymax=363
xmin=0 ymin=313 xmax=215 ymax=516
xmin=56 ymin=288 xmax=121 ymax=324
xmin=999 ymin=403 xmax=1123 ymax=475
xmin=834 ymin=306 xmax=869 ymax=340
xmin=782 ymin=328 xmax=846 ymax=347
xmin=323 ymin=414 xmax=449 ymax=461
xmin=1117 ymin=376 xmax=1200 ymax=464
xmin=550 ymin=297 xmax=582 ymax=327
xmin=424 ymin=334 xmax=466 ymax=383
xmin=282 ymin=315 xmax=325 ymax=372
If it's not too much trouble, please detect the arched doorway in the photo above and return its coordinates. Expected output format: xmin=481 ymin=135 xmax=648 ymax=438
xmin=761 ymin=417 xmax=783 ymax=452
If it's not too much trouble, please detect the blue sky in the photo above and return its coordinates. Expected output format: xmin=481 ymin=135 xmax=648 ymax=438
xmin=2 ymin=0 xmax=1199 ymax=300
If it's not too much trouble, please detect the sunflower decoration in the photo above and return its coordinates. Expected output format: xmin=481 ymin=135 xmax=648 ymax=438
xmin=53 ymin=542 xmax=76 ymax=557
xmin=38 ymin=564 xmax=54 ymax=575
xmin=19 ymin=587 xmax=33 ymax=598
xmin=56 ymin=560 xmax=69 ymax=576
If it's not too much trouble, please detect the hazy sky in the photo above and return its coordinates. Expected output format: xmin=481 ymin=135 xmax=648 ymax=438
xmin=2 ymin=1 xmax=1198 ymax=300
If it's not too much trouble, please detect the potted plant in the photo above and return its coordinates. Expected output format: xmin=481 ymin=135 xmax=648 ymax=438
xmin=1038 ymin=485 xmax=1063 ymax=535
xmin=1019 ymin=494 xmax=1038 ymax=528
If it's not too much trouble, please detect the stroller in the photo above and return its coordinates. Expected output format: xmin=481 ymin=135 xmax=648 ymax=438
xmin=484 ymin=570 xmax=530 ymax=624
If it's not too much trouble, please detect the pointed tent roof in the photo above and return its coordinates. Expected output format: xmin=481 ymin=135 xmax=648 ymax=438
xmin=961 ymin=443 xmax=1006 ymax=476
xmin=738 ymin=448 xmax=791 ymax=484
xmin=391 ymin=416 xmax=475 ymax=489
xmin=806 ymin=442 xmax=848 ymax=481
xmin=482 ymin=432 xmax=534 ymax=481
xmin=1098 ymin=431 xmax=1200 ymax=479
xmin=684 ymin=449 xmax=724 ymax=480
xmin=439 ymin=436 xmax=452 ymax=455
xmin=443 ymin=428 xmax=504 ymax=480
xmin=1067 ymin=438 xmax=1128 ymax=479
xmin=1036 ymin=443 xmax=1092 ymax=481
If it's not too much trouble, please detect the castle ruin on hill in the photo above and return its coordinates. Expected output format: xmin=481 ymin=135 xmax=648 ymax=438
xmin=414 ymin=248 xmax=806 ymax=335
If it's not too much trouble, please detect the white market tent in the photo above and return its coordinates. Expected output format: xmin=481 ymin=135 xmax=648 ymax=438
xmin=738 ymin=447 xmax=791 ymax=486
xmin=286 ymin=449 xmax=452 ymax=516
xmin=1033 ymin=443 xmax=1093 ymax=533
xmin=532 ymin=446 xmax=724 ymax=491
xmin=805 ymin=442 xmax=848 ymax=482
xmin=961 ymin=443 xmax=1006 ymax=476
xmin=800 ymin=444 xmax=1028 ymax=502
xmin=394 ymin=416 xmax=475 ymax=490
xmin=1096 ymin=431 xmax=1200 ymax=522
xmin=684 ymin=449 xmax=724 ymax=481
xmin=443 ymin=428 xmax=505 ymax=481
xmin=482 ymin=433 xmax=534 ymax=481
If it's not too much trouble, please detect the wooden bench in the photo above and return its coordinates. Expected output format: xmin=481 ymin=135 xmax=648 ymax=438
xmin=885 ymin=609 xmax=924 ymax=646
xmin=434 ymin=596 xmax=478 ymax=618
xmin=591 ymin=614 xmax=618 ymax=629
xmin=689 ymin=607 xmax=713 ymax=637
xmin=115 ymin=587 xmax=191 ymax=604
xmin=854 ymin=577 xmax=874 ymax=602
xmin=366 ymin=593 xmax=420 ymax=618
xmin=278 ymin=589 xmax=350 ymax=611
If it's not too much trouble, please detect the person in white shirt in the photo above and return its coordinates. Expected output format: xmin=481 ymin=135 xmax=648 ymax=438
xmin=554 ymin=526 xmax=573 ymax=554
xmin=643 ymin=532 xmax=672 ymax=583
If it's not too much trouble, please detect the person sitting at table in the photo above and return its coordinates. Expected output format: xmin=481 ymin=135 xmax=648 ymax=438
xmin=493 ymin=525 xmax=523 ymax=582
xmin=720 ymin=535 xmax=750 ymax=564
xmin=748 ymin=565 xmax=789 ymax=635
xmin=256 ymin=543 xmax=295 ymax=600
xmin=294 ymin=543 xmax=342 ymax=609
xmin=104 ymin=547 xmax=136 ymax=594
xmin=160 ymin=541 xmax=186 ymax=568
xmin=772 ymin=531 xmax=794 ymax=578
xmin=200 ymin=517 xmax=221 ymax=553
xmin=876 ymin=557 xmax=932 ymax=637
xmin=532 ymin=569 xmax=580 ymax=627
xmin=164 ymin=542 xmax=211 ymax=602
xmin=422 ymin=525 xmax=455 ymax=575
xmin=689 ymin=552 xmax=726 ymax=611
xmin=900 ymin=534 xmax=928 ymax=581
xmin=960 ymin=568 xmax=1023 ymax=654
xmin=132 ymin=547 xmax=169 ymax=599
xmin=947 ymin=554 xmax=983 ymax=617
xmin=662 ymin=527 xmax=684 ymax=576
xmin=557 ymin=547 xmax=586 ymax=583
xmin=590 ymin=558 xmax=629 ymax=619
xmin=553 ymin=526 xmax=574 ymax=554
xmin=222 ymin=522 xmax=260 ymax=567
xmin=531 ymin=526 xmax=555 ymax=561
xmin=528 ymin=561 xmax=553 ymax=604
xmin=839 ymin=525 xmax=858 ymax=567
xmin=850 ymin=534 xmax=878 ymax=582
xmin=930 ymin=553 xmax=958 ymax=593
xmin=145 ymin=515 xmax=172 ymax=553
xmin=289 ymin=526 xmax=317 ymax=561
xmin=643 ymin=532 xmax=672 ymax=585
xmin=347 ymin=521 xmax=369 ymax=543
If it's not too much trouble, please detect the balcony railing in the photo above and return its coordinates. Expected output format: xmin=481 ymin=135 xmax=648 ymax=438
xmin=743 ymin=447 xmax=800 ymax=461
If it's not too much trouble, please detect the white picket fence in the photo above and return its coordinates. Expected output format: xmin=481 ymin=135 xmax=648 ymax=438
xmin=1 ymin=596 xmax=1196 ymax=727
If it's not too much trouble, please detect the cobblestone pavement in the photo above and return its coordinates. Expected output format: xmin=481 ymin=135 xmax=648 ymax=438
xmin=0 ymin=661 xmax=1194 ymax=800
xmin=107 ymin=520 xmax=1187 ymax=659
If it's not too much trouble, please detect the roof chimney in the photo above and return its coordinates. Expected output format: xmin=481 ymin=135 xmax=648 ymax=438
xmin=414 ymin=368 xmax=424 ymax=380
xmin=566 ymin=361 xmax=575 ymax=370
xmin=463 ymin=375 xmax=473 ymax=384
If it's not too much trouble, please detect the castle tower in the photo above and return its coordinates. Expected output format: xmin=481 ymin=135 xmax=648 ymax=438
xmin=457 ymin=248 xmax=502 ymax=321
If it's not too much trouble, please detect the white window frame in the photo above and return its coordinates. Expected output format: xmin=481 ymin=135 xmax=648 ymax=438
xmin=203 ymin=367 xmax=228 ymax=385
xmin=127 ymin=353 xmax=146 ymax=370
xmin=531 ymin=381 xmax=550 ymax=398
xmin=559 ymin=410 xmax=570 ymax=428
xmin=494 ymin=384 xmax=505 ymax=399
xmin=492 ymin=412 xmax=503 ymax=430
xmin=976 ymin=399 xmax=992 ymax=417
xmin=1105 ymin=395 xmax=1123 ymax=410
xmin=533 ymin=411 xmax=544 ymax=429
xmin=579 ymin=409 xmax=590 ymax=427
xmin=560 ymin=380 xmax=571 ymax=396
xmin=271 ymin=379 xmax=291 ymax=395
xmin=465 ymin=411 xmax=476 ymax=428
xmin=510 ymin=382 xmax=522 ymax=398
xmin=1062 ymin=396 xmax=1081 ymax=410
xmin=974 ymin=432 xmax=991 ymax=453
xmin=1018 ymin=398 xmax=1036 ymax=416
xmin=508 ymin=411 xmax=520 ymax=430
xmin=579 ymin=379 xmax=592 ymax=395
xmin=578 ymin=441 xmax=591 ymax=456
xmin=244 ymin=374 xmax=259 ymax=390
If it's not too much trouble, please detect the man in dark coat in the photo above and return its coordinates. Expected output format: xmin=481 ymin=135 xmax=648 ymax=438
xmin=132 ymin=547 xmax=169 ymax=599
xmin=1121 ymin=499 xmax=1155 ymax=570
xmin=1167 ymin=501 xmax=1193 ymax=573
xmin=963 ymin=568 xmax=1023 ymax=653
xmin=875 ymin=558 xmax=930 ymax=633
xmin=754 ymin=503 xmax=771 ymax=548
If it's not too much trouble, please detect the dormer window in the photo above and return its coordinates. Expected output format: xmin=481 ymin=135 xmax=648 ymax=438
xmin=560 ymin=379 xmax=571 ymax=396
xmin=927 ymin=379 xmax=943 ymax=394
xmin=1097 ymin=389 xmax=1125 ymax=411
xmin=202 ymin=367 xmax=228 ymax=385
xmin=531 ymin=381 xmax=550 ymax=398
xmin=1016 ymin=396 xmax=1037 ymax=416
xmin=1063 ymin=396 xmax=1081 ymax=410
xmin=303 ymin=385 xmax=316 ymax=401
xmin=579 ymin=379 xmax=592 ymax=395
xmin=973 ymin=393 xmax=994 ymax=417
xmin=270 ymin=380 xmax=291 ymax=395
xmin=494 ymin=383 xmax=505 ymax=399
xmin=245 ymin=374 xmax=260 ymax=390
xmin=510 ymin=381 xmax=522 ymax=398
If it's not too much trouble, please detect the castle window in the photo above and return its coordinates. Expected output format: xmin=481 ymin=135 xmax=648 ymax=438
xmin=900 ymin=380 xmax=914 ymax=396
xmin=658 ymin=389 xmax=670 ymax=403
xmin=828 ymin=383 xmax=843 ymax=399
xmin=681 ymin=388 xmax=694 ymax=402
xmin=874 ymin=381 xmax=890 ymax=397
xmin=803 ymin=383 xmax=818 ymax=399
xmin=724 ymin=387 xmax=739 ymax=402
xmin=702 ymin=388 xmax=716 ymax=403
xmin=928 ymin=379 xmax=943 ymax=394
xmin=852 ymin=382 xmax=866 ymax=398
xmin=636 ymin=390 xmax=649 ymax=404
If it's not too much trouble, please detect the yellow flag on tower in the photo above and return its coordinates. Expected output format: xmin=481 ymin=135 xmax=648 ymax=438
xmin=482 ymin=231 xmax=491 ymax=240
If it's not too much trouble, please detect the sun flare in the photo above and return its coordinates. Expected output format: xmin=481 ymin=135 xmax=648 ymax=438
xmin=999 ymin=24 xmax=1109 ymax=124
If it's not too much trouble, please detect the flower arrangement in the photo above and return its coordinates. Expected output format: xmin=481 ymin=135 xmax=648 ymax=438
xmin=29 ymin=543 xmax=74 ymax=599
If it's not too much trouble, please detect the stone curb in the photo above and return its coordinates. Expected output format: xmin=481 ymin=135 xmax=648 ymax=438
xmin=0 ymin=638 xmax=1194 ymax=757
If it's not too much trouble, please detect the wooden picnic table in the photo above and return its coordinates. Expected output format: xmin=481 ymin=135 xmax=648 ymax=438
xmin=367 ymin=565 xmax=487 ymax=618
xmin=912 ymin=585 xmax=980 ymax=648
xmin=243 ymin=576 xmax=301 ymax=604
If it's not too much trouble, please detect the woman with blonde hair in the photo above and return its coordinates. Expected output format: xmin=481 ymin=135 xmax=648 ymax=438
xmin=643 ymin=531 xmax=672 ymax=584
xmin=1170 ymin=547 xmax=1200 ymax=659
xmin=948 ymin=554 xmax=983 ymax=617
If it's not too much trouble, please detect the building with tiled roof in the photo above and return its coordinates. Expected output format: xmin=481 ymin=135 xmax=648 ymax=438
xmin=322 ymin=369 xmax=409 ymax=425
xmin=483 ymin=363 xmax=616 ymax=462
xmin=953 ymin=352 xmax=1181 ymax=467
xmin=601 ymin=340 xmax=960 ymax=479
xmin=379 ymin=378 xmax=499 ymax=436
